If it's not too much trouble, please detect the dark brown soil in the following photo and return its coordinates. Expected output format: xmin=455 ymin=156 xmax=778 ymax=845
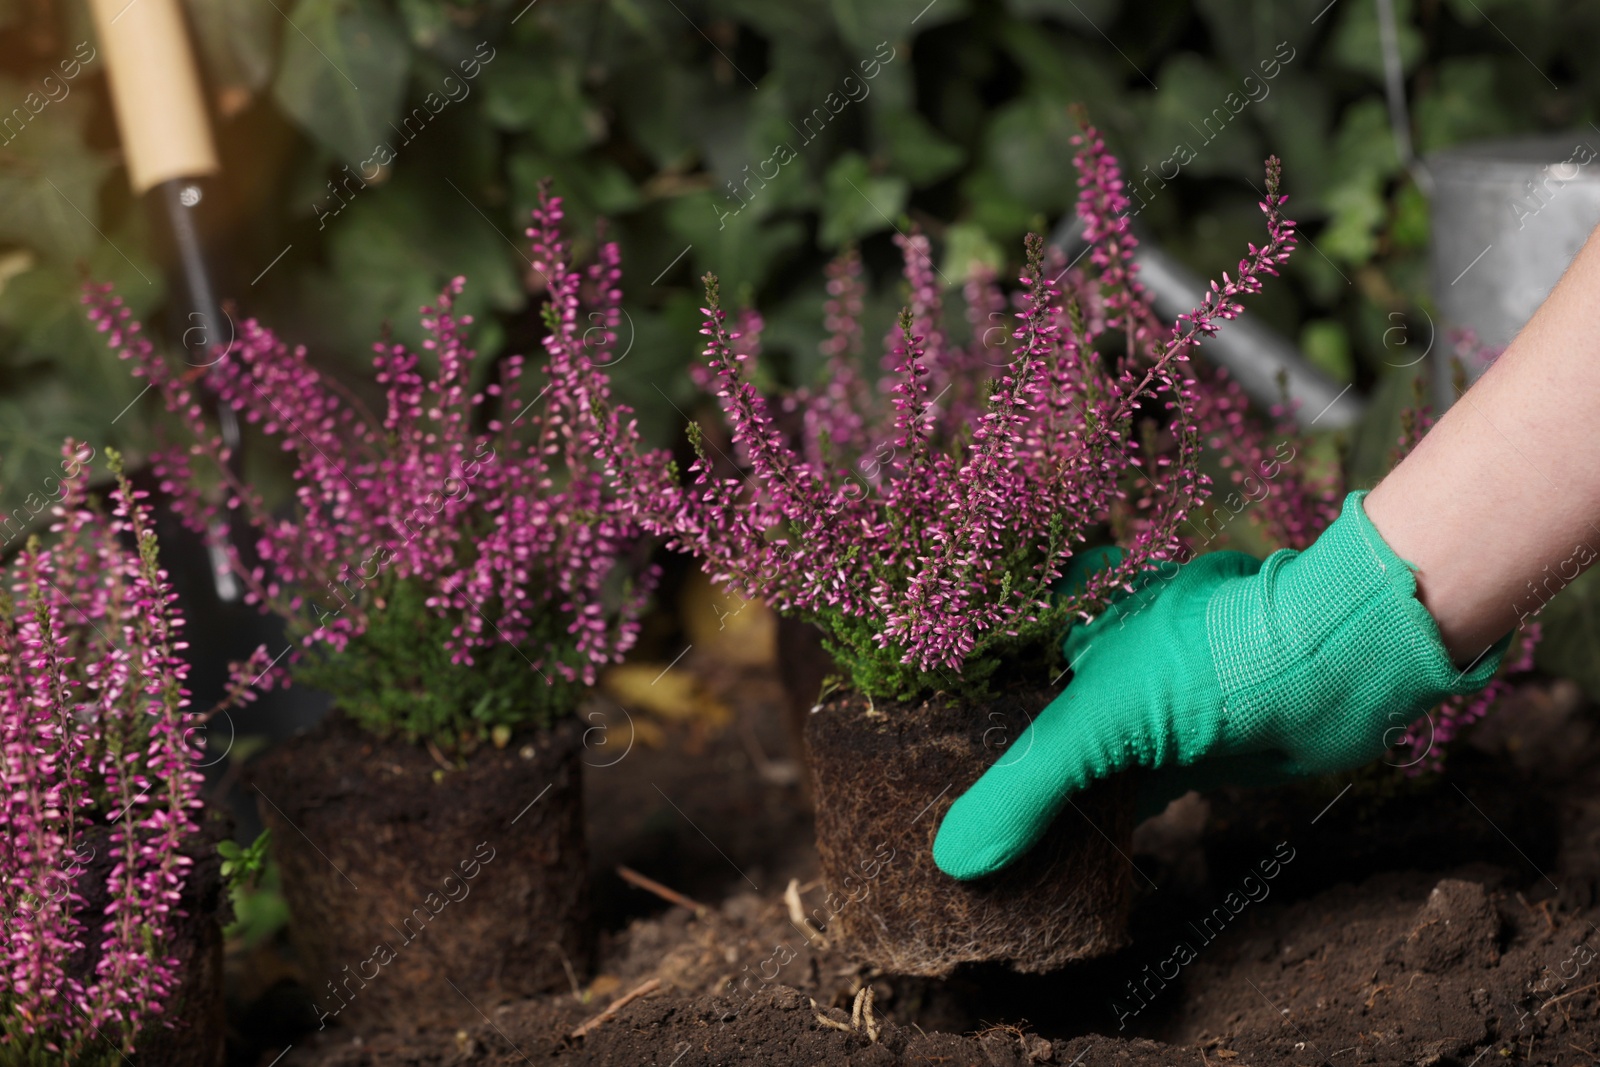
xmin=69 ymin=809 xmax=229 ymax=1066
xmin=250 ymin=711 xmax=589 ymax=1034
xmin=805 ymin=687 xmax=1137 ymax=976
xmin=259 ymin=667 xmax=1600 ymax=1067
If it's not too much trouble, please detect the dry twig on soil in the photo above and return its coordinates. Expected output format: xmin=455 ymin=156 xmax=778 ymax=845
xmin=569 ymin=978 xmax=663 ymax=1039
xmin=616 ymin=865 xmax=709 ymax=917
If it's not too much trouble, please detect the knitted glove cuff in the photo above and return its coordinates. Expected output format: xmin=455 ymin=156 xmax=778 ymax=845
xmin=1207 ymin=490 xmax=1509 ymax=741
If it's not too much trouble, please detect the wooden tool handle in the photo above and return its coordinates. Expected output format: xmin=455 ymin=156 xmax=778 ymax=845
xmin=86 ymin=0 xmax=218 ymax=193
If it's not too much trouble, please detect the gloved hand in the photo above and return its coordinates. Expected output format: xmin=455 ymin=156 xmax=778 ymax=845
xmin=932 ymin=490 xmax=1511 ymax=881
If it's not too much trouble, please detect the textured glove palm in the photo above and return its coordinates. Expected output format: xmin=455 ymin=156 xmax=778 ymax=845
xmin=933 ymin=491 xmax=1510 ymax=881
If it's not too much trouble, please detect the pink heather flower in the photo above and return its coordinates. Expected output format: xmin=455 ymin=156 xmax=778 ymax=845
xmin=88 ymin=183 xmax=665 ymax=740
xmin=626 ymin=126 xmax=1298 ymax=693
xmin=0 ymin=444 xmax=273 ymax=1059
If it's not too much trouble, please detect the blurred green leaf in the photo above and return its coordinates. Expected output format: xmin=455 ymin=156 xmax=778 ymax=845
xmin=508 ymin=150 xmax=641 ymax=222
xmin=665 ymin=191 xmax=807 ymax=294
xmin=604 ymin=300 xmax=700 ymax=445
xmin=876 ymin=107 xmax=965 ymax=186
xmin=0 ymin=233 xmax=162 ymax=485
xmin=271 ymin=0 xmax=410 ymax=164
xmin=1191 ymin=0 xmax=1326 ymax=74
xmin=185 ymin=0 xmax=279 ymax=93
xmin=395 ymin=0 xmax=452 ymax=48
xmin=940 ymin=222 xmax=1004 ymax=287
xmin=1299 ymin=319 xmax=1353 ymax=384
xmin=1131 ymin=52 xmax=1263 ymax=182
xmin=1390 ymin=180 xmax=1429 ymax=250
xmin=996 ymin=19 xmax=1124 ymax=116
xmin=1331 ymin=98 xmax=1401 ymax=181
xmin=224 ymin=857 xmax=290 ymax=950
xmin=829 ymin=0 xmax=965 ymax=50
xmin=1328 ymin=0 xmax=1423 ymax=82
xmin=612 ymin=60 xmax=702 ymax=171
xmin=1005 ymin=0 xmax=1119 ymax=27
xmin=1413 ymin=58 xmax=1516 ymax=155
xmin=818 ymin=152 xmax=907 ymax=247
xmin=0 ymin=90 xmax=112 ymax=264
xmin=1251 ymin=71 xmax=1333 ymax=208
xmin=980 ymin=95 xmax=1080 ymax=215
xmin=959 ymin=166 xmax=1039 ymax=246
xmin=482 ymin=53 xmax=605 ymax=154
xmin=310 ymin=170 xmax=523 ymax=361
xmin=717 ymin=0 xmax=836 ymax=44
xmin=1319 ymin=178 xmax=1386 ymax=263
xmin=1316 ymin=99 xmax=1399 ymax=264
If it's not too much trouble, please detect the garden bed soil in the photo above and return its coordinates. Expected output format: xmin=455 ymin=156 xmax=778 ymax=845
xmin=69 ymin=811 xmax=229 ymax=1066
xmin=257 ymin=673 xmax=1600 ymax=1067
xmin=249 ymin=711 xmax=589 ymax=1034
xmin=804 ymin=686 xmax=1137 ymax=976
xmin=282 ymin=856 xmax=1600 ymax=1067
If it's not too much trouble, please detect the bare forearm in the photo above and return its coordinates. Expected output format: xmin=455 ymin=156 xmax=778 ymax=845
xmin=1365 ymin=223 xmax=1600 ymax=665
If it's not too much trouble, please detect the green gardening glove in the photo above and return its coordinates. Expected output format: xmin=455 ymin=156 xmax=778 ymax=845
xmin=932 ymin=490 xmax=1511 ymax=881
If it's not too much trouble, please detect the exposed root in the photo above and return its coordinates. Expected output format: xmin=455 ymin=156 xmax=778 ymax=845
xmin=547 ymin=940 xmax=584 ymax=1001
xmin=814 ymin=1012 xmax=854 ymax=1033
xmin=810 ymin=988 xmax=879 ymax=1042
xmin=785 ymin=878 xmax=829 ymax=949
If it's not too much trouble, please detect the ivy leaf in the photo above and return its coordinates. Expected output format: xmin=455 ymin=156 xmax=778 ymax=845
xmin=940 ymin=222 xmax=1004 ymax=287
xmin=1298 ymin=319 xmax=1354 ymax=384
xmin=0 ymin=226 xmax=160 ymax=486
xmin=829 ymin=0 xmax=965 ymax=50
xmin=482 ymin=53 xmax=605 ymax=155
xmin=184 ymin=0 xmax=279 ymax=94
xmin=1329 ymin=0 xmax=1424 ymax=83
xmin=662 ymin=193 xmax=806 ymax=297
xmin=507 ymin=150 xmax=641 ymax=222
xmin=0 ymin=89 xmax=112 ymax=264
xmin=1191 ymin=0 xmax=1326 ymax=73
xmin=1131 ymin=52 xmax=1263 ymax=183
xmin=307 ymin=170 xmax=523 ymax=366
xmin=959 ymin=166 xmax=1038 ymax=247
xmin=1316 ymin=99 xmax=1399 ymax=264
xmin=819 ymin=152 xmax=907 ymax=247
xmin=980 ymin=95 xmax=1081 ymax=215
xmin=715 ymin=0 xmax=836 ymax=44
xmin=1250 ymin=72 xmax=1332 ymax=208
xmin=1412 ymin=58 xmax=1516 ymax=155
xmin=877 ymin=107 xmax=965 ymax=186
xmin=271 ymin=0 xmax=410 ymax=165
xmin=1005 ymin=0 xmax=1119 ymax=25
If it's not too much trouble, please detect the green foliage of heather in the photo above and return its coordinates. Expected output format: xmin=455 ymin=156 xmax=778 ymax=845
xmin=288 ymin=571 xmax=586 ymax=748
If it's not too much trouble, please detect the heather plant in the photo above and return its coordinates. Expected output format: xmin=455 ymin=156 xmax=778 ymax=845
xmin=0 ymin=445 xmax=271 ymax=1064
xmin=89 ymin=188 xmax=662 ymax=750
xmin=628 ymin=125 xmax=1297 ymax=702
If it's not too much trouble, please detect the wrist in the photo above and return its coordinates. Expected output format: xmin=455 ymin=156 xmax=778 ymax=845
xmin=1201 ymin=492 xmax=1506 ymax=772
